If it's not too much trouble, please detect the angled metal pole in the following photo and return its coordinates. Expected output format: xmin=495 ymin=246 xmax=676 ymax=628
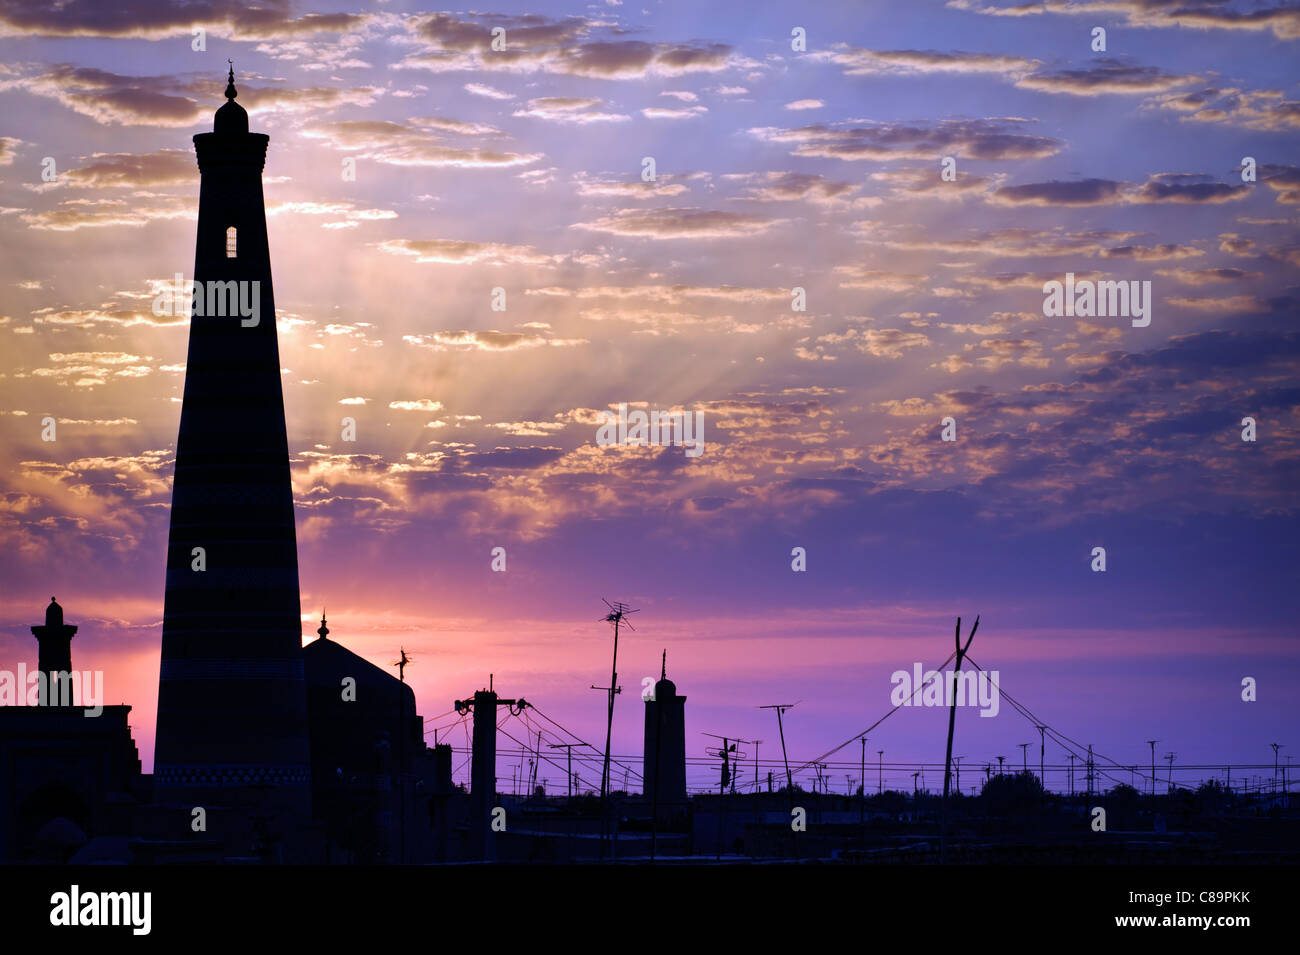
xmin=941 ymin=614 xmax=978 ymax=864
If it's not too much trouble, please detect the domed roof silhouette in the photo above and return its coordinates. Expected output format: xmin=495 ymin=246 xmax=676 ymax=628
xmin=214 ymin=63 xmax=248 ymax=135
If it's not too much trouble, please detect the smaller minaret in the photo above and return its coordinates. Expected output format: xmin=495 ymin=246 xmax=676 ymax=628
xmin=316 ymin=610 xmax=329 ymax=641
xmin=643 ymin=650 xmax=687 ymax=805
xmin=30 ymin=597 xmax=77 ymax=705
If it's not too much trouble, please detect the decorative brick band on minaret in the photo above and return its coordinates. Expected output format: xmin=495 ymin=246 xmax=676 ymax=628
xmin=154 ymin=68 xmax=311 ymax=811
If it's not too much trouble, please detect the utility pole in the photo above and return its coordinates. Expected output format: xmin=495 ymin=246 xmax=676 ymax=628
xmin=1146 ymin=740 xmax=1159 ymax=797
xmin=1087 ymin=744 xmax=1094 ymax=798
xmin=593 ymin=598 xmax=637 ymax=858
xmin=548 ymin=742 xmax=591 ymax=799
xmin=593 ymin=599 xmax=636 ymax=802
xmin=859 ymin=735 xmax=868 ymax=797
xmin=752 ymin=740 xmax=763 ymax=794
xmin=1270 ymin=743 xmax=1281 ymax=795
xmin=941 ymin=615 xmax=979 ymax=865
xmin=858 ymin=735 xmax=868 ymax=831
xmin=704 ymin=733 xmax=749 ymax=796
xmin=1035 ymin=725 xmax=1046 ymax=787
xmin=1068 ymin=753 xmax=1076 ymax=796
xmin=1165 ymin=752 xmax=1175 ymax=794
xmin=759 ymin=703 xmax=797 ymax=797
xmin=453 ymin=675 xmax=528 ymax=862
xmin=996 ymin=755 xmax=1005 ymax=776
xmin=877 ymin=750 xmax=884 ymax=794
xmin=1019 ymin=742 xmax=1030 ymax=774
xmin=954 ymin=756 xmax=963 ymax=796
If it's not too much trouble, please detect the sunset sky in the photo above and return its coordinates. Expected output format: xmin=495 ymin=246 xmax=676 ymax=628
xmin=1 ymin=0 xmax=1297 ymax=794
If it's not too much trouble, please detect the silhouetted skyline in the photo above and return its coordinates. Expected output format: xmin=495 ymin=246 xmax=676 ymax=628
xmin=1 ymin=1 xmax=1297 ymax=798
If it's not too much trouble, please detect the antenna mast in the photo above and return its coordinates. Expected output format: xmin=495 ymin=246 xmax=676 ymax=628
xmin=592 ymin=598 xmax=638 ymax=854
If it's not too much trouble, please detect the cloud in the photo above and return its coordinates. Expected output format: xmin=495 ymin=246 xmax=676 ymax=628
xmin=402 ymin=330 xmax=587 ymax=352
xmin=302 ymin=120 xmax=540 ymax=167
xmin=1260 ymin=164 xmax=1300 ymax=204
xmin=813 ymin=47 xmax=1199 ymax=99
xmin=641 ymin=105 xmax=708 ymax=119
xmin=574 ymin=175 xmax=689 ymax=199
xmin=20 ymin=195 xmax=192 ymax=230
xmin=1131 ymin=173 xmax=1251 ymax=204
xmin=379 ymin=238 xmax=560 ymax=267
xmin=990 ymin=174 xmax=1248 ymax=207
xmin=739 ymin=171 xmax=858 ymax=204
xmin=0 ymin=136 xmax=21 ymax=165
xmin=947 ymin=0 xmax=1300 ymax=42
xmin=572 ymin=207 xmax=781 ymax=240
xmin=1151 ymin=87 xmax=1300 ymax=132
xmin=464 ymin=82 xmax=515 ymax=100
xmin=833 ymin=267 xmax=930 ymax=291
xmin=264 ymin=200 xmax=396 ymax=231
xmin=0 ymin=0 xmax=365 ymax=38
xmin=1099 ymin=244 xmax=1204 ymax=261
xmin=863 ymin=226 xmax=1136 ymax=259
xmin=1154 ymin=267 xmax=1263 ymax=285
xmin=751 ymin=119 xmax=1060 ymax=162
xmin=401 ymin=13 xmax=739 ymax=79
xmin=409 ymin=115 xmax=503 ymax=137
xmin=1167 ymin=295 xmax=1269 ymax=312
xmin=527 ymin=284 xmax=788 ymax=304
xmin=1017 ymin=59 xmax=1198 ymax=96
xmin=800 ymin=326 xmax=930 ymax=360
xmin=964 ymin=338 xmax=1050 ymax=370
xmin=512 ymin=97 xmax=630 ymax=124
xmin=784 ymin=98 xmax=824 ymax=110
xmin=32 ymin=305 xmax=185 ymax=327
xmin=865 ymin=165 xmax=1003 ymax=201
xmin=990 ymin=178 xmax=1126 ymax=207
xmin=49 ymin=149 xmax=195 ymax=189
xmin=10 ymin=66 xmax=382 ymax=126
xmin=814 ymin=47 xmax=1039 ymax=78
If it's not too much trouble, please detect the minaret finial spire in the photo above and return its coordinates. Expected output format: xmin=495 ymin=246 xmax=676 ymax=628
xmin=225 ymin=60 xmax=237 ymax=100
xmin=661 ymin=649 xmax=666 ymax=680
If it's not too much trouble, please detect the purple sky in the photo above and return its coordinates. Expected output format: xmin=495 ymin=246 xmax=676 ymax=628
xmin=0 ymin=0 xmax=1297 ymax=793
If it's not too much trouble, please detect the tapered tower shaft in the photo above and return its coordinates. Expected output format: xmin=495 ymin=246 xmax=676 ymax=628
xmin=154 ymin=70 xmax=310 ymax=812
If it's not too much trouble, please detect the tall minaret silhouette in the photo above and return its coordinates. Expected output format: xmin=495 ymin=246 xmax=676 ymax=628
xmin=154 ymin=67 xmax=311 ymax=814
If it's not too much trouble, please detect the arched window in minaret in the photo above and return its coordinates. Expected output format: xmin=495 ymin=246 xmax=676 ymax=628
xmin=226 ymin=226 xmax=237 ymax=258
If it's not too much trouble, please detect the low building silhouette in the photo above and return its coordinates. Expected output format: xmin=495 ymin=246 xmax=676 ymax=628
xmin=0 ymin=599 xmax=145 ymax=862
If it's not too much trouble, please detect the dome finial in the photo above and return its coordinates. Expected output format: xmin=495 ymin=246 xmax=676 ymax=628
xmin=317 ymin=608 xmax=329 ymax=641
xmin=225 ymin=60 xmax=237 ymax=100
